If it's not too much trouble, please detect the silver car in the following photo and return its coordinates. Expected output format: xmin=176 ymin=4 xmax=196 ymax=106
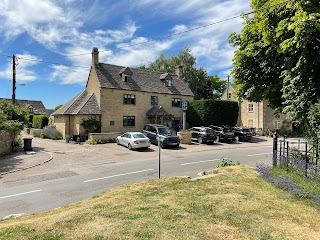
xmin=116 ymin=132 xmax=151 ymax=150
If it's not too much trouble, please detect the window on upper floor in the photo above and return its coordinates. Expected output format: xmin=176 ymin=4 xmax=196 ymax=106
xmin=123 ymin=116 xmax=135 ymax=127
xmin=122 ymin=75 xmax=131 ymax=82
xmin=165 ymin=79 xmax=172 ymax=87
xmin=172 ymin=98 xmax=181 ymax=107
xmin=248 ymin=103 xmax=254 ymax=112
xmin=28 ymin=106 xmax=34 ymax=114
xmin=123 ymin=94 xmax=136 ymax=104
xmin=275 ymin=120 xmax=281 ymax=129
xmin=151 ymin=96 xmax=158 ymax=106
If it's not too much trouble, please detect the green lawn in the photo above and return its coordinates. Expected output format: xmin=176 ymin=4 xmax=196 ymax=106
xmin=1 ymin=166 xmax=320 ymax=240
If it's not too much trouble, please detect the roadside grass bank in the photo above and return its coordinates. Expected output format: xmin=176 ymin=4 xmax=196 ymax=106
xmin=1 ymin=166 xmax=320 ymax=240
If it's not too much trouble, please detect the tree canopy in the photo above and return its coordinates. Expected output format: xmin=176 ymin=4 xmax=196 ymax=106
xmin=143 ymin=47 xmax=226 ymax=100
xmin=229 ymin=0 xmax=320 ymax=135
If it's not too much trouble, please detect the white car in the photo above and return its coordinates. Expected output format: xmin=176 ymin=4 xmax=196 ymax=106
xmin=116 ymin=132 xmax=151 ymax=150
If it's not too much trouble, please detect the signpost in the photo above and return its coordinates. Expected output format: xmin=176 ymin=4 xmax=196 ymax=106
xmin=181 ymin=101 xmax=188 ymax=131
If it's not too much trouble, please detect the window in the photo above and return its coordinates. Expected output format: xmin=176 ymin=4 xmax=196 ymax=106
xmin=172 ymin=98 xmax=181 ymax=107
xmin=123 ymin=94 xmax=136 ymax=104
xmin=151 ymin=96 xmax=158 ymax=106
xmin=248 ymin=103 xmax=254 ymax=112
xmin=110 ymin=121 xmax=115 ymax=126
xmin=248 ymin=119 xmax=254 ymax=128
xmin=165 ymin=79 xmax=172 ymax=87
xmin=123 ymin=116 xmax=135 ymax=127
xmin=28 ymin=106 xmax=33 ymax=113
xmin=275 ymin=120 xmax=281 ymax=129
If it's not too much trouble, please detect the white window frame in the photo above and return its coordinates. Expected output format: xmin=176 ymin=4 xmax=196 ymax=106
xmin=275 ymin=120 xmax=281 ymax=129
xmin=248 ymin=103 xmax=254 ymax=113
xmin=248 ymin=119 xmax=254 ymax=128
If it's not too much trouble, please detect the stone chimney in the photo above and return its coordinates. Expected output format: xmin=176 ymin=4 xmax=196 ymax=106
xmin=175 ymin=65 xmax=183 ymax=78
xmin=92 ymin=47 xmax=99 ymax=65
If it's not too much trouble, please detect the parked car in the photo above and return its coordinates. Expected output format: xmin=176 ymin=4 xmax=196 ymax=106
xmin=188 ymin=127 xmax=218 ymax=144
xmin=116 ymin=132 xmax=150 ymax=150
xmin=210 ymin=125 xmax=234 ymax=143
xmin=232 ymin=127 xmax=253 ymax=141
xmin=143 ymin=124 xmax=180 ymax=148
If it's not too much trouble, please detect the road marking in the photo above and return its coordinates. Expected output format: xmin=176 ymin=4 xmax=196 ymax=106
xmin=247 ymin=152 xmax=272 ymax=157
xmin=181 ymin=159 xmax=220 ymax=166
xmin=83 ymin=169 xmax=154 ymax=183
xmin=0 ymin=189 xmax=42 ymax=200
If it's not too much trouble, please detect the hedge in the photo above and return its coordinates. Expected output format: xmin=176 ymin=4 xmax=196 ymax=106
xmin=32 ymin=115 xmax=49 ymax=129
xmin=187 ymin=100 xmax=239 ymax=127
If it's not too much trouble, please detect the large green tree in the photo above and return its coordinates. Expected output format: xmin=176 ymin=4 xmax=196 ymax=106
xmin=229 ymin=0 xmax=320 ymax=135
xmin=144 ymin=47 xmax=225 ymax=100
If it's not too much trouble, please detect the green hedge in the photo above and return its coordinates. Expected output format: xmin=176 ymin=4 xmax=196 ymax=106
xmin=187 ymin=100 xmax=239 ymax=127
xmin=32 ymin=115 xmax=49 ymax=129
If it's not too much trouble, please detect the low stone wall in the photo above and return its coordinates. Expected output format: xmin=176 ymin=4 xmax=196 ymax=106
xmin=88 ymin=132 xmax=121 ymax=141
xmin=177 ymin=131 xmax=192 ymax=144
xmin=0 ymin=131 xmax=13 ymax=156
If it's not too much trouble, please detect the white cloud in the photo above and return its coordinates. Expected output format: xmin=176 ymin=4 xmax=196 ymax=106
xmin=0 ymin=54 xmax=40 ymax=82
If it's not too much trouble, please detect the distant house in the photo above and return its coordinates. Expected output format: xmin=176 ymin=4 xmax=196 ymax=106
xmin=221 ymin=84 xmax=292 ymax=132
xmin=0 ymin=98 xmax=49 ymax=115
xmin=52 ymin=47 xmax=194 ymax=138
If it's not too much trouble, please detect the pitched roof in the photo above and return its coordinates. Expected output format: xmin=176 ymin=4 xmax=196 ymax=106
xmin=52 ymin=90 xmax=100 ymax=115
xmin=0 ymin=98 xmax=48 ymax=115
xmin=94 ymin=63 xmax=194 ymax=96
xmin=146 ymin=106 xmax=169 ymax=116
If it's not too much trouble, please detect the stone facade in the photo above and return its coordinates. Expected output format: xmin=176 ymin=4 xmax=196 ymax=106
xmin=221 ymin=85 xmax=292 ymax=131
xmin=0 ymin=131 xmax=13 ymax=156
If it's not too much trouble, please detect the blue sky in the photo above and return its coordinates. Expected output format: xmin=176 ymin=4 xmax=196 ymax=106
xmin=0 ymin=0 xmax=250 ymax=109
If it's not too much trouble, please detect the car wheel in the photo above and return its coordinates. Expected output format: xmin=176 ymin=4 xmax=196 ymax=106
xmin=116 ymin=139 xmax=120 ymax=145
xmin=197 ymin=137 xmax=203 ymax=144
xmin=234 ymin=136 xmax=239 ymax=141
xmin=215 ymin=136 xmax=219 ymax=143
xmin=128 ymin=143 xmax=133 ymax=150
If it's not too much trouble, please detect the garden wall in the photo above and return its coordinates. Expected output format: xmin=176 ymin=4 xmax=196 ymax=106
xmin=88 ymin=132 xmax=121 ymax=141
xmin=0 ymin=131 xmax=13 ymax=156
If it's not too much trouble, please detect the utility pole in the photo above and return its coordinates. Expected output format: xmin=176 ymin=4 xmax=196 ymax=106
xmin=12 ymin=55 xmax=16 ymax=104
xmin=226 ymin=75 xmax=230 ymax=101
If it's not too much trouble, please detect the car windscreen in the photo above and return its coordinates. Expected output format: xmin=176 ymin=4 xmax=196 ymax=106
xmin=205 ymin=129 xmax=214 ymax=134
xmin=157 ymin=127 xmax=171 ymax=135
xmin=242 ymin=129 xmax=251 ymax=133
xmin=223 ymin=128 xmax=231 ymax=133
xmin=132 ymin=133 xmax=147 ymax=138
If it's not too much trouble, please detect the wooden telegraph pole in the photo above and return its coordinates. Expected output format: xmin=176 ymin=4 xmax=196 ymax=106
xmin=12 ymin=55 xmax=16 ymax=104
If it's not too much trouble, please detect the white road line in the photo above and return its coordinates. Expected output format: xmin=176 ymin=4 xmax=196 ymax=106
xmin=181 ymin=159 xmax=220 ymax=166
xmin=0 ymin=189 xmax=42 ymax=200
xmin=247 ymin=152 xmax=272 ymax=157
xmin=83 ymin=169 xmax=154 ymax=183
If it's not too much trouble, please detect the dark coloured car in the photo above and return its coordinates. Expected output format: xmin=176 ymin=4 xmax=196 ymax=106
xmin=143 ymin=124 xmax=180 ymax=148
xmin=232 ymin=127 xmax=253 ymax=141
xmin=188 ymin=127 xmax=218 ymax=144
xmin=210 ymin=125 xmax=235 ymax=143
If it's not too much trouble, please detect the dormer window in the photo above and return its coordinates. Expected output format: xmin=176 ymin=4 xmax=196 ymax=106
xmin=28 ymin=106 xmax=34 ymax=114
xmin=160 ymin=73 xmax=173 ymax=87
xmin=119 ymin=67 xmax=133 ymax=83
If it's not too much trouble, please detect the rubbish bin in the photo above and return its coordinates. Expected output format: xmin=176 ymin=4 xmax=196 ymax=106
xmin=23 ymin=137 xmax=33 ymax=151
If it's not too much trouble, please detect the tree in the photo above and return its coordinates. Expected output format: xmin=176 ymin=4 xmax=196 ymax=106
xmin=208 ymin=75 xmax=227 ymax=100
xmin=146 ymin=47 xmax=224 ymax=100
xmin=53 ymin=104 xmax=63 ymax=112
xmin=229 ymin=0 xmax=320 ymax=135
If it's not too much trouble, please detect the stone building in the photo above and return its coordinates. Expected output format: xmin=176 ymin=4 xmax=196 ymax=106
xmin=0 ymin=98 xmax=50 ymax=115
xmin=221 ymin=84 xmax=291 ymax=132
xmin=52 ymin=48 xmax=194 ymax=138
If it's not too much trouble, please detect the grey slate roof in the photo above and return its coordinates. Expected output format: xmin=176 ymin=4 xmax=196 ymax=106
xmin=94 ymin=63 xmax=194 ymax=96
xmin=52 ymin=90 xmax=100 ymax=115
xmin=0 ymin=98 xmax=48 ymax=115
xmin=146 ymin=106 xmax=169 ymax=116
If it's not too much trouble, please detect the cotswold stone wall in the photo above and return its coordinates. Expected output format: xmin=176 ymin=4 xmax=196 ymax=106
xmin=0 ymin=131 xmax=13 ymax=156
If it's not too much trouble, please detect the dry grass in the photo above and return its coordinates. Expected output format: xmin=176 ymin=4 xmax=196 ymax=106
xmin=1 ymin=166 xmax=320 ymax=240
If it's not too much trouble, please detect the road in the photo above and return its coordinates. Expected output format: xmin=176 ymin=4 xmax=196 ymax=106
xmin=0 ymin=137 xmax=273 ymax=219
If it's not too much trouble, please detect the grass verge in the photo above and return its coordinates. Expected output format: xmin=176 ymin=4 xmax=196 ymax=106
xmin=1 ymin=166 xmax=320 ymax=240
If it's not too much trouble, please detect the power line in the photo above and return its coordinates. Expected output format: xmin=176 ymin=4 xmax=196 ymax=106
xmin=17 ymin=0 xmax=291 ymax=62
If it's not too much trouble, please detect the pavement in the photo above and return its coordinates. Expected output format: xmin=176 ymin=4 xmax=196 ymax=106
xmin=0 ymin=134 xmax=273 ymax=177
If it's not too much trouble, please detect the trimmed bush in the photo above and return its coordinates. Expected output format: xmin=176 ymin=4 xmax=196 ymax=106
xmin=32 ymin=115 xmax=49 ymax=129
xmin=33 ymin=126 xmax=63 ymax=140
xmin=187 ymin=99 xmax=239 ymax=127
